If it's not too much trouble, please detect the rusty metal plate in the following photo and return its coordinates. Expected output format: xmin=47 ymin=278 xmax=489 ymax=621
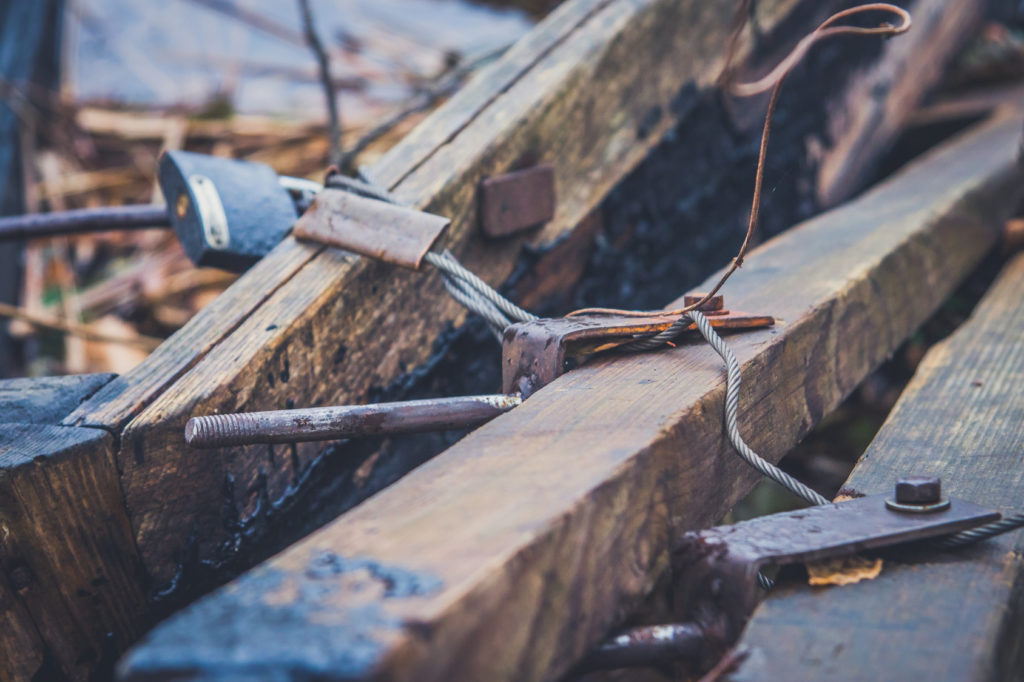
xmin=479 ymin=164 xmax=556 ymax=237
xmin=672 ymin=494 xmax=1000 ymax=666
xmin=501 ymin=309 xmax=774 ymax=396
xmin=293 ymin=188 xmax=449 ymax=270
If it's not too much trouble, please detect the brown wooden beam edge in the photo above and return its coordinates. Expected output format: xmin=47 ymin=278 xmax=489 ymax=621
xmin=119 ymin=103 xmax=1024 ymax=681
xmin=0 ymin=375 xmax=147 ymax=680
xmin=73 ymin=0 xmax=864 ymax=596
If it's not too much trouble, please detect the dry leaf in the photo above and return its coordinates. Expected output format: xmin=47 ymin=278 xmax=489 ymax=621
xmin=807 ymin=555 xmax=883 ymax=586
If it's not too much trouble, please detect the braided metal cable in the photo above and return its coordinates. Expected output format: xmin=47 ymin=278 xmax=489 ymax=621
xmin=688 ymin=310 xmax=829 ymax=506
xmin=620 ymin=315 xmax=697 ymax=352
xmin=440 ymin=275 xmax=512 ymax=337
xmin=424 ymin=250 xmax=538 ymax=326
xmin=936 ymin=512 xmax=1024 ymax=549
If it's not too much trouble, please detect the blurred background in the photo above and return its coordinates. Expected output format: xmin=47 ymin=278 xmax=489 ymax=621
xmin=0 ymin=0 xmax=543 ymax=378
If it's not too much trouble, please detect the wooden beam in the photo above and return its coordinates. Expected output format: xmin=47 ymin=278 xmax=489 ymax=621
xmin=69 ymin=0 xmax=849 ymax=590
xmin=118 ymin=104 xmax=1024 ymax=682
xmin=0 ymin=375 xmax=146 ymax=681
xmin=0 ymin=373 xmax=114 ymax=424
xmin=2 ymin=0 xmax=974 ymax=672
xmin=725 ymin=252 xmax=1024 ymax=681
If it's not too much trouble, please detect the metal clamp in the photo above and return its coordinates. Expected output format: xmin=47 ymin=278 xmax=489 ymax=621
xmin=502 ymin=293 xmax=774 ymax=397
xmin=293 ymin=189 xmax=450 ymax=270
xmin=579 ymin=484 xmax=999 ymax=675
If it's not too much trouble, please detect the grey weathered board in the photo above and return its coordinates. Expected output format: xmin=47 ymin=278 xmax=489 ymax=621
xmin=726 ymin=252 xmax=1024 ymax=681
xmin=0 ymin=373 xmax=148 ymax=680
xmin=0 ymin=373 xmax=114 ymax=424
xmin=117 ymin=105 xmax=1024 ymax=681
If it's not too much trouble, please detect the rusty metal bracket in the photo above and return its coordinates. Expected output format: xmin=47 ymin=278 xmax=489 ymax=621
xmin=579 ymin=490 xmax=1000 ymax=674
xmin=501 ymin=294 xmax=774 ymax=397
xmin=478 ymin=164 xmax=556 ymax=237
xmin=670 ymin=493 xmax=1000 ymax=670
xmin=293 ymin=188 xmax=450 ymax=270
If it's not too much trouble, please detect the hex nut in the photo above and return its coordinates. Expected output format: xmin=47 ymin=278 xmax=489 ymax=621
xmin=895 ymin=476 xmax=942 ymax=505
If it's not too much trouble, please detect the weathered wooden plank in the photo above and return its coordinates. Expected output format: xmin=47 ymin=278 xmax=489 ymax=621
xmin=0 ymin=424 xmax=146 ymax=681
xmin=0 ymin=373 xmax=142 ymax=680
xmin=0 ymin=565 xmax=48 ymax=682
xmin=725 ymin=252 xmax=1024 ymax=681
xmin=99 ymin=0 xmax=840 ymax=590
xmin=0 ymin=373 xmax=114 ymax=424
xmin=118 ymin=104 xmax=1024 ymax=682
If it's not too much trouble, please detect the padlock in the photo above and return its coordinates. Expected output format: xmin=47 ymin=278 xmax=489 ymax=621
xmin=158 ymin=151 xmax=300 ymax=271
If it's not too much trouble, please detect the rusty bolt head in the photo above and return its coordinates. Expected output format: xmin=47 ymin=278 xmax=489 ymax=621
xmin=895 ymin=476 xmax=942 ymax=505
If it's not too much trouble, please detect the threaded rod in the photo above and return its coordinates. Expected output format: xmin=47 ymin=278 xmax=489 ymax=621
xmin=186 ymin=394 xmax=523 ymax=448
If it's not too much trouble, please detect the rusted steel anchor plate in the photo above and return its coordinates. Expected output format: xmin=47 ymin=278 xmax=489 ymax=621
xmin=293 ymin=188 xmax=450 ymax=269
xmin=501 ymin=307 xmax=775 ymax=396
xmin=672 ymin=494 xmax=1000 ymax=667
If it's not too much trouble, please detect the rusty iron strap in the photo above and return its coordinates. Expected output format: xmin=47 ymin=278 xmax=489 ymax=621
xmin=293 ymin=188 xmax=450 ymax=269
xmin=578 ymin=492 xmax=1000 ymax=674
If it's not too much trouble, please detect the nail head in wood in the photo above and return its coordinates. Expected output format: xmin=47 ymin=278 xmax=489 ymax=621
xmin=479 ymin=164 xmax=556 ymax=238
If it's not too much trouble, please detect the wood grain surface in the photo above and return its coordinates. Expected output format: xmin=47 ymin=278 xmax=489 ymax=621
xmin=119 ymin=107 xmax=1024 ymax=682
xmin=91 ymin=0 xmax=824 ymax=589
xmin=0 ymin=423 xmax=145 ymax=680
xmin=727 ymin=251 xmax=1024 ymax=681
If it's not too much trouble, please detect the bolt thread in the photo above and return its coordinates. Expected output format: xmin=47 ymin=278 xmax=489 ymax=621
xmin=185 ymin=413 xmax=258 ymax=448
